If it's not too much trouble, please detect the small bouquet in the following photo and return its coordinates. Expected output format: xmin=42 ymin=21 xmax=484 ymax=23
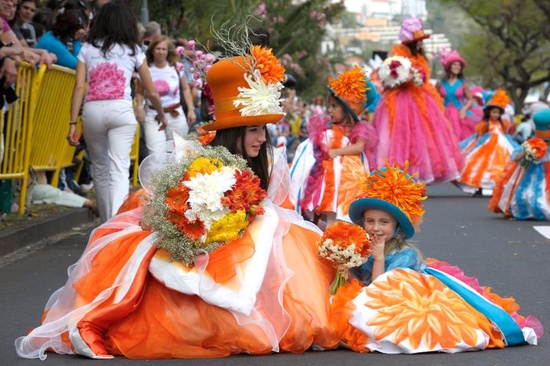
xmin=378 ymin=56 xmax=413 ymax=88
xmin=411 ymin=66 xmax=426 ymax=86
xmin=318 ymin=221 xmax=371 ymax=294
xmin=520 ymin=137 xmax=547 ymax=168
xmin=142 ymin=145 xmax=267 ymax=265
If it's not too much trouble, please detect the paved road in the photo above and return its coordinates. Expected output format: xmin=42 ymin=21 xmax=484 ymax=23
xmin=1 ymin=183 xmax=548 ymax=366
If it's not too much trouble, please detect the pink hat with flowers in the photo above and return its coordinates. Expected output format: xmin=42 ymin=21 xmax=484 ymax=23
xmin=399 ymin=17 xmax=431 ymax=44
xmin=440 ymin=49 xmax=466 ymax=71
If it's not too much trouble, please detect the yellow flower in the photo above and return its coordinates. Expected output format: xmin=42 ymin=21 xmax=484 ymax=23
xmin=188 ymin=157 xmax=224 ymax=178
xmin=205 ymin=210 xmax=249 ymax=244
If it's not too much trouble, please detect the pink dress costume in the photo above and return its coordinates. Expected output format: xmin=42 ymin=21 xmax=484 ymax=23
xmin=289 ymin=67 xmax=378 ymax=222
xmin=489 ymin=109 xmax=550 ymax=220
xmin=439 ymin=78 xmax=483 ymax=140
xmin=371 ymin=19 xmax=463 ymax=184
xmin=330 ymin=162 xmax=543 ymax=354
xmin=437 ymin=49 xmax=482 ymax=140
xmin=15 ymin=49 xmax=340 ymax=360
xmin=456 ymin=89 xmax=519 ymax=194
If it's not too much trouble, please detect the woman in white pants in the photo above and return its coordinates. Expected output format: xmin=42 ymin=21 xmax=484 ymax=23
xmin=67 ymin=2 xmax=167 ymax=222
xmin=135 ymin=35 xmax=196 ymax=156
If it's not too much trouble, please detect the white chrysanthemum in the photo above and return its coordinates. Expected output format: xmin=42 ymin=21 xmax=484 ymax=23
xmin=378 ymin=56 xmax=412 ymax=88
xmin=233 ymin=69 xmax=284 ymax=116
xmin=183 ymin=169 xmax=236 ymax=229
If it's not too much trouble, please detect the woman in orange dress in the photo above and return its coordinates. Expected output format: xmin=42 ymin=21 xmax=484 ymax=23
xmin=15 ymin=41 xmax=339 ymax=360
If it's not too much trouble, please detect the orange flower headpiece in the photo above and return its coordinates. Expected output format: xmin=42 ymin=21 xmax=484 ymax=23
xmin=327 ymin=66 xmax=376 ymax=121
xmin=484 ymin=87 xmax=509 ymax=112
xmin=201 ymin=45 xmax=286 ymax=131
xmin=348 ymin=161 xmax=427 ymax=239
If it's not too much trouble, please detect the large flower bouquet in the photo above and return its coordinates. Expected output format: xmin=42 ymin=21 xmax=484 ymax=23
xmin=520 ymin=137 xmax=547 ymax=168
xmin=142 ymin=145 xmax=267 ymax=265
xmin=318 ymin=221 xmax=371 ymax=294
xmin=378 ymin=56 xmax=426 ymax=88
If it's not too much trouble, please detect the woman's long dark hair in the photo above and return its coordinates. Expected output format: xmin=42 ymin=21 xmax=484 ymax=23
xmin=86 ymin=1 xmax=140 ymax=57
xmin=406 ymin=42 xmax=427 ymax=60
xmin=210 ymin=126 xmax=273 ymax=191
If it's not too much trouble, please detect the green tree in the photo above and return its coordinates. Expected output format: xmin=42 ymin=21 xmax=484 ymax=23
xmin=437 ymin=0 xmax=550 ymax=111
xmin=130 ymin=1 xmax=346 ymax=99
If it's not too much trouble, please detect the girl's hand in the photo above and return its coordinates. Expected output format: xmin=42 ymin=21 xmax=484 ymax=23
xmin=459 ymin=108 xmax=467 ymax=120
xmin=369 ymin=234 xmax=386 ymax=260
xmin=328 ymin=149 xmax=338 ymax=158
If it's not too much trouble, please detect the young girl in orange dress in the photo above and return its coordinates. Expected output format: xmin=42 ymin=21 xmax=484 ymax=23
xmin=371 ymin=17 xmax=463 ymax=184
xmin=15 ymin=40 xmax=340 ymax=359
xmin=329 ymin=162 xmax=543 ymax=353
xmin=289 ymin=67 xmax=378 ymax=226
xmin=489 ymin=108 xmax=550 ymax=219
xmin=456 ymin=88 xmax=519 ymax=196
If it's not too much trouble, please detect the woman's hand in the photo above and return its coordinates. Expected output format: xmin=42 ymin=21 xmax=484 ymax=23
xmin=135 ymin=105 xmax=144 ymax=124
xmin=459 ymin=108 xmax=467 ymax=120
xmin=155 ymin=114 xmax=168 ymax=131
xmin=187 ymin=108 xmax=196 ymax=125
xmin=67 ymin=124 xmax=80 ymax=146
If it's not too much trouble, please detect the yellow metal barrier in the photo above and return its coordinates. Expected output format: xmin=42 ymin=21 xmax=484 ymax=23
xmin=129 ymin=123 xmax=141 ymax=187
xmin=0 ymin=63 xmax=39 ymax=215
xmin=29 ymin=64 xmax=80 ymax=188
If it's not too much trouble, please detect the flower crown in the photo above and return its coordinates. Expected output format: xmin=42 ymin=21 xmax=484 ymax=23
xmin=360 ymin=161 xmax=427 ymax=227
xmin=142 ymin=144 xmax=267 ymax=265
xmin=485 ymin=88 xmax=509 ymax=110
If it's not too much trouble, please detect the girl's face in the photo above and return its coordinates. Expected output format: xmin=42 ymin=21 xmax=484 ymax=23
xmin=153 ymin=41 xmax=168 ymax=63
xmin=362 ymin=209 xmax=398 ymax=243
xmin=328 ymin=98 xmax=345 ymax=124
xmin=450 ymin=61 xmax=462 ymax=76
xmin=239 ymin=125 xmax=267 ymax=158
xmin=489 ymin=107 xmax=502 ymax=120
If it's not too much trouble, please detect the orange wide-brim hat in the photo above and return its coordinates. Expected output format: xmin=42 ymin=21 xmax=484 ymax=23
xmin=201 ymin=56 xmax=284 ymax=131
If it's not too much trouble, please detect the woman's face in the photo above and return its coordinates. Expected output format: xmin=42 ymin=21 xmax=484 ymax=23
xmin=450 ymin=61 xmax=462 ymax=76
xmin=362 ymin=209 xmax=398 ymax=243
xmin=490 ymin=107 xmax=502 ymax=120
xmin=240 ymin=125 xmax=267 ymax=158
xmin=153 ymin=41 xmax=168 ymax=63
xmin=328 ymin=98 xmax=345 ymax=124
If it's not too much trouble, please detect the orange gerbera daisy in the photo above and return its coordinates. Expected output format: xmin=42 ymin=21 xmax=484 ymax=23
xmin=222 ymin=169 xmax=266 ymax=213
xmin=250 ymin=45 xmax=285 ymax=84
xmin=321 ymin=221 xmax=370 ymax=256
xmin=525 ymin=137 xmax=548 ymax=160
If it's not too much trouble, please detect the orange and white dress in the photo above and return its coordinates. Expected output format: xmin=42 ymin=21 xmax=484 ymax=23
xmin=289 ymin=114 xmax=376 ymax=222
xmin=456 ymin=119 xmax=519 ymax=193
xmin=15 ymin=148 xmax=340 ymax=360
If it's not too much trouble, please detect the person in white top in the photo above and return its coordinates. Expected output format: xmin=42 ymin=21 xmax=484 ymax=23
xmin=135 ymin=35 xmax=196 ymax=156
xmin=67 ymin=2 xmax=167 ymax=222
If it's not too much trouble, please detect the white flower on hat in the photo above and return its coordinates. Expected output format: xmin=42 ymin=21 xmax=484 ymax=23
xmin=233 ymin=69 xmax=284 ymax=116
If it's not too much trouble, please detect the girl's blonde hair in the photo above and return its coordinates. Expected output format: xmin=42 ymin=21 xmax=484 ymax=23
xmin=384 ymin=230 xmax=424 ymax=261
